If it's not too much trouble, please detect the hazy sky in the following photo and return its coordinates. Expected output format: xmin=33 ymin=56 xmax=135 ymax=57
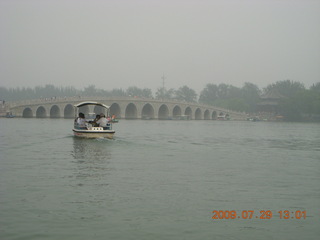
xmin=1 ymin=0 xmax=319 ymax=94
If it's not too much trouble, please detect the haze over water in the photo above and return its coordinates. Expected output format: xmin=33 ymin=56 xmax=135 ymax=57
xmin=0 ymin=118 xmax=319 ymax=239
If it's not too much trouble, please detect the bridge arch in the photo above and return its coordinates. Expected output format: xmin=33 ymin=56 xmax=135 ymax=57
xmin=204 ymin=110 xmax=210 ymax=120
xmin=158 ymin=104 xmax=169 ymax=120
xmin=125 ymin=103 xmax=137 ymax=119
xmin=64 ymin=104 xmax=74 ymax=118
xmin=212 ymin=111 xmax=217 ymax=120
xmin=50 ymin=105 xmax=60 ymax=118
xmin=36 ymin=106 xmax=47 ymax=118
xmin=23 ymin=108 xmax=33 ymax=118
xmin=142 ymin=103 xmax=155 ymax=119
xmin=185 ymin=107 xmax=192 ymax=119
xmin=195 ymin=108 xmax=202 ymax=120
xmin=110 ymin=103 xmax=121 ymax=118
xmin=172 ymin=105 xmax=182 ymax=118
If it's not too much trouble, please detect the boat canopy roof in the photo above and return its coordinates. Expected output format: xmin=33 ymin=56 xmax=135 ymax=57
xmin=74 ymin=101 xmax=110 ymax=109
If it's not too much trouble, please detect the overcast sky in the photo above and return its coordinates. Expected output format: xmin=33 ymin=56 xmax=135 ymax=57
xmin=1 ymin=0 xmax=319 ymax=94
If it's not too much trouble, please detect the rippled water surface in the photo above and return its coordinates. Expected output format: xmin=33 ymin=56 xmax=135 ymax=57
xmin=0 ymin=119 xmax=319 ymax=240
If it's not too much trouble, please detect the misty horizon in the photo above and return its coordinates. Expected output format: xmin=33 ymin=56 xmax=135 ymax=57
xmin=1 ymin=0 xmax=319 ymax=93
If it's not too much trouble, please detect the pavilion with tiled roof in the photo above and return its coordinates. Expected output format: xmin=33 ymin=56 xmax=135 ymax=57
xmin=257 ymin=89 xmax=285 ymax=114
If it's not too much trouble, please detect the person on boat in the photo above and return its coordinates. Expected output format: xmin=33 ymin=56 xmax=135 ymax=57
xmin=96 ymin=113 xmax=109 ymax=129
xmin=91 ymin=114 xmax=100 ymax=127
xmin=76 ymin=112 xmax=87 ymax=129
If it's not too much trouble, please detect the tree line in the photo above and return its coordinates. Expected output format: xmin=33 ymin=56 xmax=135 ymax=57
xmin=1 ymin=80 xmax=319 ymax=121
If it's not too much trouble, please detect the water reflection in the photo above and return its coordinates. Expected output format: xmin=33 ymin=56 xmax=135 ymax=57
xmin=71 ymin=137 xmax=113 ymax=182
xmin=72 ymin=137 xmax=112 ymax=160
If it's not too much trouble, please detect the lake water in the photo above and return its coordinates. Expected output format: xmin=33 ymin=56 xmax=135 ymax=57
xmin=0 ymin=118 xmax=319 ymax=240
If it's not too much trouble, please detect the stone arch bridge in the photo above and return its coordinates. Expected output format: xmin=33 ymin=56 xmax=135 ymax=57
xmin=9 ymin=97 xmax=247 ymax=120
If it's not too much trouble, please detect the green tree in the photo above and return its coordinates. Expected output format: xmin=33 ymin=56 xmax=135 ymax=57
xmin=241 ymin=82 xmax=261 ymax=112
xmin=199 ymin=83 xmax=219 ymax=105
xmin=310 ymin=82 xmax=320 ymax=92
xmin=309 ymin=83 xmax=320 ymax=115
xmin=263 ymin=80 xmax=308 ymax=121
xmin=109 ymin=88 xmax=126 ymax=97
xmin=199 ymin=83 xmax=244 ymax=111
xmin=174 ymin=85 xmax=197 ymax=102
xmin=0 ymin=86 xmax=10 ymax=101
xmin=141 ymin=88 xmax=153 ymax=98
xmin=263 ymin=80 xmax=305 ymax=97
xmin=155 ymin=87 xmax=175 ymax=100
xmin=126 ymin=86 xmax=153 ymax=98
xmin=83 ymin=85 xmax=98 ymax=96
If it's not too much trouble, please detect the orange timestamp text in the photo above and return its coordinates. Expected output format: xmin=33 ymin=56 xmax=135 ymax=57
xmin=211 ymin=210 xmax=306 ymax=220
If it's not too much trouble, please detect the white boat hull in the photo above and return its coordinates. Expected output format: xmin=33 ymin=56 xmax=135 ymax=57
xmin=73 ymin=128 xmax=115 ymax=139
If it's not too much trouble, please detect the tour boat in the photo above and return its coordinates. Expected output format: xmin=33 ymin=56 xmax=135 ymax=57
xmin=217 ymin=114 xmax=230 ymax=121
xmin=72 ymin=101 xmax=115 ymax=139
